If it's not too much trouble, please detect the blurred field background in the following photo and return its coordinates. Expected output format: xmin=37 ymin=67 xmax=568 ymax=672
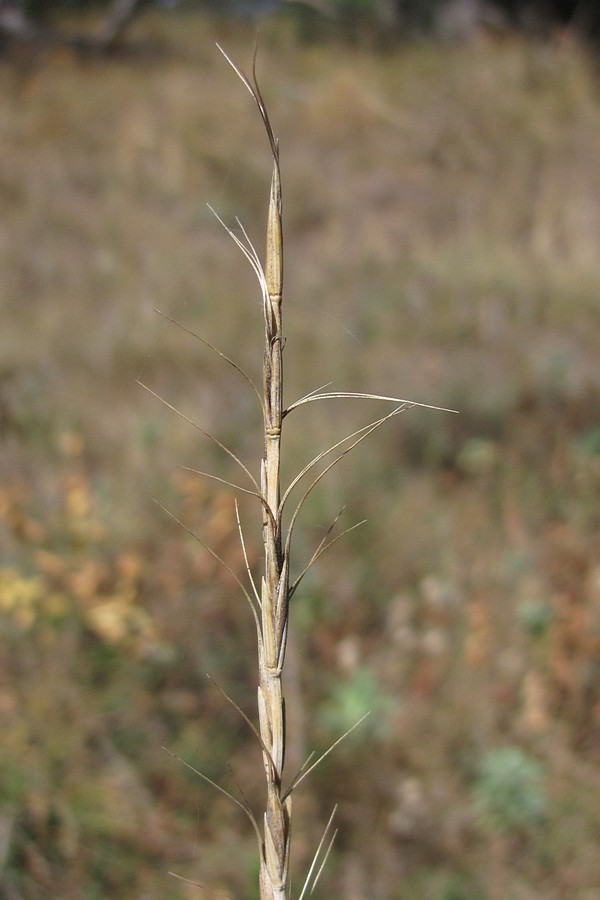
xmin=1 ymin=3 xmax=600 ymax=898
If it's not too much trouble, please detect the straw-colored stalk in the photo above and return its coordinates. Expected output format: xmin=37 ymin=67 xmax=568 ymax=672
xmin=257 ymin=93 xmax=290 ymax=900
xmin=151 ymin=47 xmax=454 ymax=900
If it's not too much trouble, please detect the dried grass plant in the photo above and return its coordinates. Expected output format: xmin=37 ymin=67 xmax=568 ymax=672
xmin=146 ymin=48 xmax=453 ymax=900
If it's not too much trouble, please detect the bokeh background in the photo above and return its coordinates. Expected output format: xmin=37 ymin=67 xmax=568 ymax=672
xmin=1 ymin=2 xmax=600 ymax=897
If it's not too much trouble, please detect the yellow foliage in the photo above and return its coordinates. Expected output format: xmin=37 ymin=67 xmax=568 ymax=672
xmin=0 ymin=567 xmax=44 ymax=628
xmin=85 ymin=599 xmax=131 ymax=644
xmin=0 ymin=567 xmax=68 ymax=627
xmin=85 ymin=595 xmax=156 ymax=648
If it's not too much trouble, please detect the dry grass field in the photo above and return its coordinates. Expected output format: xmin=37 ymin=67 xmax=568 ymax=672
xmin=1 ymin=10 xmax=600 ymax=898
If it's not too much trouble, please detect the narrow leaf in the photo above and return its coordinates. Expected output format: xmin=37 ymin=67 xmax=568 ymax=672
xmin=280 ymin=405 xmax=408 ymax=514
xmin=138 ymin=379 xmax=259 ymax=491
xmin=285 ymin=391 xmax=458 ymax=416
xmin=207 ymin=674 xmax=278 ymax=779
xmin=289 ymin=519 xmax=366 ymax=599
xmin=234 ymin=499 xmax=261 ymax=607
xmin=168 ymin=871 xmax=231 ymax=898
xmin=283 ymin=406 xmax=408 ymax=559
xmin=154 ymin=308 xmax=262 ymax=409
xmin=154 ymin=501 xmax=262 ymax=640
xmin=282 ymin=711 xmax=371 ymax=802
xmin=162 ymin=746 xmax=262 ymax=846
xmin=310 ymin=827 xmax=338 ymax=895
xmin=299 ymin=805 xmax=338 ymax=900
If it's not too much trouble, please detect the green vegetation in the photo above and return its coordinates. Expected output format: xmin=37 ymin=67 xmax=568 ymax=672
xmin=1 ymin=12 xmax=600 ymax=897
xmin=474 ymin=746 xmax=546 ymax=833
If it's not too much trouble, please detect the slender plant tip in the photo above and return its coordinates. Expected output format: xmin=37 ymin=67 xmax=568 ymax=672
xmin=163 ymin=45 xmax=449 ymax=898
